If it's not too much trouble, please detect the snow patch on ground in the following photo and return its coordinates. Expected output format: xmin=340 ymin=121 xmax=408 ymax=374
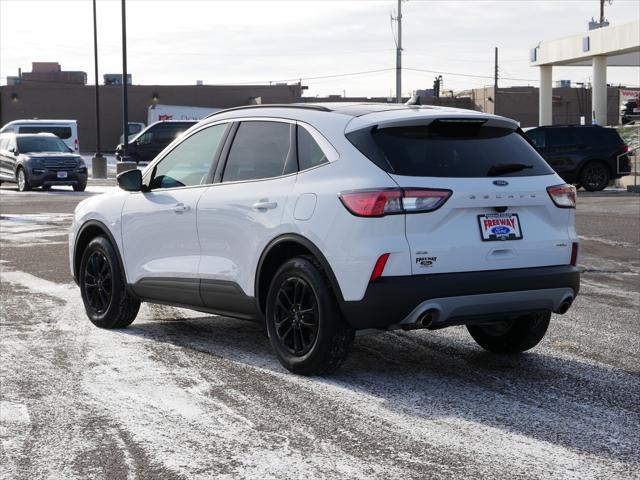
xmin=0 ymin=213 xmax=74 ymax=247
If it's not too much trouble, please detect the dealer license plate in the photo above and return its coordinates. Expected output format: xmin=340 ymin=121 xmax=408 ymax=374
xmin=57 ymin=171 xmax=68 ymax=179
xmin=478 ymin=213 xmax=523 ymax=241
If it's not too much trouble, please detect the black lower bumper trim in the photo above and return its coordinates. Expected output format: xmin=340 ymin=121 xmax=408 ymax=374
xmin=339 ymin=265 xmax=580 ymax=330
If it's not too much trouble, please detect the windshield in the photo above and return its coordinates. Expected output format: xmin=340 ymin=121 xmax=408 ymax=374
xmin=17 ymin=136 xmax=70 ymax=153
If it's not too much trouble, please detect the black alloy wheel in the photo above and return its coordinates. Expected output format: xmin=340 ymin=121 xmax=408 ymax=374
xmin=83 ymin=251 xmax=113 ymax=314
xmin=265 ymin=256 xmax=354 ymax=375
xmin=79 ymin=236 xmax=140 ymax=328
xmin=580 ymin=162 xmax=610 ymax=192
xmin=273 ymin=277 xmax=319 ymax=356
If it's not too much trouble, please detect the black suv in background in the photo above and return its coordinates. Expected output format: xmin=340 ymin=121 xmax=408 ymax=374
xmin=0 ymin=133 xmax=87 ymax=192
xmin=525 ymin=125 xmax=631 ymax=191
xmin=115 ymin=120 xmax=196 ymax=164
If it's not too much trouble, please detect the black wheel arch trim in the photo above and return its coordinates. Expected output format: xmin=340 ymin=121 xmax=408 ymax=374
xmin=255 ymin=233 xmax=345 ymax=314
xmin=73 ymin=220 xmax=131 ymax=297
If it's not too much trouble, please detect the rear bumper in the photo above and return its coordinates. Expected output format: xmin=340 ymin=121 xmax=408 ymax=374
xmin=340 ymin=265 xmax=580 ymax=330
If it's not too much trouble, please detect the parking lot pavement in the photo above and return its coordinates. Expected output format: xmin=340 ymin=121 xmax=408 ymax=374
xmin=1 ymin=185 xmax=638 ymax=480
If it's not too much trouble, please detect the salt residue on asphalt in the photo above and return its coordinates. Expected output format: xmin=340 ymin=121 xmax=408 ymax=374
xmin=2 ymin=268 xmax=639 ymax=479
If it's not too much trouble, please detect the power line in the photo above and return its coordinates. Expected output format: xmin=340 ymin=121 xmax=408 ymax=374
xmin=404 ymin=67 xmax=538 ymax=83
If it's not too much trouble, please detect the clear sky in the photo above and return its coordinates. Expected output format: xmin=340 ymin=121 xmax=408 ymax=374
xmin=1 ymin=0 xmax=638 ymax=98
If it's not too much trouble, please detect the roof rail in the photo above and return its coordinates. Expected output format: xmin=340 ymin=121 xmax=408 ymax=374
xmin=204 ymin=103 xmax=331 ymax=119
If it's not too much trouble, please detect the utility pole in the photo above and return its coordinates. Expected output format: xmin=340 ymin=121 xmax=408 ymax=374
xmin=600 ymin=0 xmax=605 ymax=24
xmin=494 ymin=47 xmax=499 ymax=114
xmin=121 ymin=0 xmax=129 ymax=161
xmin=394 ymin=0 xmax=403 ymax=103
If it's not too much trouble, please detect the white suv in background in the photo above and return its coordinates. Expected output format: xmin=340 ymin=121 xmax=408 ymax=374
xmin=0 ymin=119 xmax=79 ymax=152
xmin=69 ymin=103 xmax=580 ymax=375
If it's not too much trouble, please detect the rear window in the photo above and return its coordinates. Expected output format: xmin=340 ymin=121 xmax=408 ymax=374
xmin=347 ymin=120 xmax=554 ymax=177
xmin=18 ymin=125 xmax=72 ymax=139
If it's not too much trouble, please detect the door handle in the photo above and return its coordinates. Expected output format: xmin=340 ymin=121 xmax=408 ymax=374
xmin=252 ymin=200 xmax=278 ymax=210
xmin=171 ymin=203 xmax=190 ymax=213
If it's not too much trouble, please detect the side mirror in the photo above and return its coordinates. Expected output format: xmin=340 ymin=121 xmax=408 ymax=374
xmin=9 ymin=147 xmax=18 ymax=154
xmin=117 ymin=168 xmax=143 ymax=192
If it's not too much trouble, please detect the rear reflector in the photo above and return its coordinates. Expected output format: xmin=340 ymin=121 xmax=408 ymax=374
xmin=370 ymin=253 xmax=390 ymax=281
xmin=339 ymin=188 xmax=451 ymax=217
xmin=570 ymin=242 xmax=579 ymax=266
xmin=547 ymin=184 xmax=576 ymax=209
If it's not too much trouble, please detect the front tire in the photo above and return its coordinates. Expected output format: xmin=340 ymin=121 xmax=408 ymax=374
xmin=79 ymin=236 xmax=140 ymax=329
xmin=16 ymin=167 xmax=31 ymax=192
xmin=580 ymin=161 xmax=610 ymax=191
xmin=73 ymin=182 xmax=87 ymax=192
xmin=265 ymin=256 xmax=354 ymax=375
xmin=466 ymin=312 xmax=551 ymax=353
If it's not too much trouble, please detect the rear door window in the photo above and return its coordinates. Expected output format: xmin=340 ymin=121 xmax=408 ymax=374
xmin=222 ymin=121 xmax=295 ymax=182
xmin=18 ymin=125 xmax=72 ymax=139
xmin=546 ymin=128 xmax=579 ymax=148
xmin=348 ymin=120 xmax=553 ymax=177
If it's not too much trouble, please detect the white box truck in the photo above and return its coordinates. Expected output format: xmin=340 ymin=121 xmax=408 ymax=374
xmin=147 ymin=104 xmax=221 ymax=124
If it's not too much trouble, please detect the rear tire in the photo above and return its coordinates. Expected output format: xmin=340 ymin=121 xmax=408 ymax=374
xmin=265 ymin=256 xmax=354 ymax=375
xmin=79 ymin=236 xmax=140 ymax=329
xmin=16 ymin=167 xmax=31 ymax=192
xmin=580 ymin=161 xmax=610 ymax=192
xmin=466 ymin=312 xmax=551 ymax=353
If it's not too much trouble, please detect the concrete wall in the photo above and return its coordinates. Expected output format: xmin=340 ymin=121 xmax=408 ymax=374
xmin=0 ymin=83 xmax=304 ymax=151
xmin=471 ymin=86 xmax=620 ymax=127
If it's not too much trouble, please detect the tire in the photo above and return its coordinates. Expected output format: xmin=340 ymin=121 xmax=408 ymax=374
xmin=580 ymin=161 xmax=610 ymax=192
xmin=79 ymin=236 xmax=140 ymax=329
xmin=265 ymin=256 xmax=354 ymax=375
xmin=73 ymin=183 xmax=87 ymax=192
xmin=42 ymin=185 xmax=51 ymax=191
xmin=466 ymin=311 xmax=551 ymax=353
xmin=16 ymin=167 xmax=31 ymax=192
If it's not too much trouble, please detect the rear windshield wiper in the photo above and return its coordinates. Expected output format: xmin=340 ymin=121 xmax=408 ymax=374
xmin=487 ymin=163 xmax=533 ymax=176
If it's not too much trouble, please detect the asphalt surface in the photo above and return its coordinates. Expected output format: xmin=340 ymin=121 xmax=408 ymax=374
xmin=1 ymin=182 xmax=639 ymax=480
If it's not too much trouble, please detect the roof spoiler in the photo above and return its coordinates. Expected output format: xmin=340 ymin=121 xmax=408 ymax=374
xmin=372 ymin=117 xmax=519 ymax=131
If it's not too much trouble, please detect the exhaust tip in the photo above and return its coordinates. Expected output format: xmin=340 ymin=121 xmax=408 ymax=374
xmin=418 ymin=309 xmax=440 ymax=327
xmin=557 ymin=297 xmax=573 ymax=314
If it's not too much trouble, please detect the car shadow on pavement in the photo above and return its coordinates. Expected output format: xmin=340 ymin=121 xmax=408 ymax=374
xmin=120 ymin=314 xmax=639 ymax=466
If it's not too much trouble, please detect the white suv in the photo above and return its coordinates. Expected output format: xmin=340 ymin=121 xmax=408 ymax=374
xmin=69 ymin=104 xmax=580 ymax=375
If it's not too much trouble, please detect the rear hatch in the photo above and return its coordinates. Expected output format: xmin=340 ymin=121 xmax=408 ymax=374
xmin=347 ymin=116 xmax=574 ymax=275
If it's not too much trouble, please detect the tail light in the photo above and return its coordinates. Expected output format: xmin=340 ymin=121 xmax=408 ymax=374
xmin=621 ymin=144 xmax=629 ymax=153
xmin=547 ymin=184 xmax=576 ymax=209
xmin=570 ymin=242 xmax=579 ymax=266
xmin=370 ymin=253 xmax=390 ymax=281
xmin=74 ymin=138 xmax=79 ymax=151
xmin=339 ymin=188 xmax=452 ymax=217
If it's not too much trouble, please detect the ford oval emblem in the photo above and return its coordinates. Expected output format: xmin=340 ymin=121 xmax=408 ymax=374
xmin=493 ymin=180 xmax=509 ymax=186
xmin=491 ymin=226 xmax=511 ymax=235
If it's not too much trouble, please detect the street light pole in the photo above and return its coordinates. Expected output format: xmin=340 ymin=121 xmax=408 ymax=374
xmin=90 ymin=0 xmax=107 ymax=179
xmin=121 ymin=0 xmax=129 ymax=161
xmin=395 ymin=0 xmax=402 ymax=103
xmin=92 ymin=0 xmax=101 ymax=156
